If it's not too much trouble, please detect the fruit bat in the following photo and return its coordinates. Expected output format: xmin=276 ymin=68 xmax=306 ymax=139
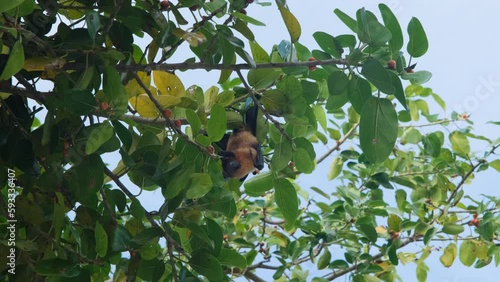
xmin=218 ymin=105 xmax=264 ymax=181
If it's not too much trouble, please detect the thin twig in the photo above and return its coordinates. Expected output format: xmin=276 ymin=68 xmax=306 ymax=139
xmin=316 ymin=123 xmax=359 ymax=165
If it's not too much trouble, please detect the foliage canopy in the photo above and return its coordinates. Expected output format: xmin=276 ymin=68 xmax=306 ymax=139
xmin=1 ymin=0 xmax=500 ymax=281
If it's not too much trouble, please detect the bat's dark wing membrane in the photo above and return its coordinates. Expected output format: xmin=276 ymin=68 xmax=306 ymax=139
xmin=252 ymin=143 xmax=264 ymax=170
xmin=244 ymin=104 xmax=259 ymax=137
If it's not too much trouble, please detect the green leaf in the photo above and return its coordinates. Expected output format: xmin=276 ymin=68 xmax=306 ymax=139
xmin=137 ymin=258 xmax=165 ymax=281
xmin=85 ymin=11 xmax=101 ymax=41
xmin=250 ymin=41 xmax=270 ymax=63
xmin=130 ymin=227 xmax=163 ymax=245
xmin=112 ymin=225 xmax=131 ymax=252
xmin=442 ymin=223 xmax=464 ymax=235
xmin=490 ymin=159 xmax=500 ymax=172
xmin=103 ymin=66 xmax=128 ymax=115
xmin=416 ymin=262 xmax=428 ymax=282
xmin=388 ymin=71 xmax=407 ymax=110
xmin=95 ymin=222 xmax=108 ymax=257
xmin=356 ymin=8 xmax=392 ymax=48
xmin=379 ymin=4 xmax=403 ymax=56
xmin=130 ymin=198 xmax=145 ymax=219
xmin=244 ymin=171 xmax=274 ymax=196
xmin=459 ymin=240 xmax=476 ymax=266
xmin=261 ymin=89 xmax=288 ymax=115
xmin=407 ymin=17 xmax=428 ymax=58
xmin=327 ymin=71 xmax=349 ymax=95
xmin=313 ymin=32 xmax=342 ymax=58
xmin=293 ymin=148 xmax=314 ymax=174
xmin=387 ymin=214 xmax=402 ymax=232
xmin=312 ymin=105 xmax=327 ymax=131
xmin=0 ymin=40 xmax=24 ymax=80
xmin=271 ymin=139 xmax=293 ymax=171
xmin=449 ymin=131 xmax=470 ymax=156
xmin=207 ymin=104 xmax=227 ymax=142
xmin=189 ymin=250 xmax=224 ymax=281
xmin=423 ymin=227 xmax=436 ymax=245
xmin=361 ymin=58 xmax=395 ymax=94
xmin=359 ymin=97 xmax=398 ymax=163
xmin=276 ymin=2 xmax=301 ymax=42
xmin=186 ymin=173 xmax=213 ymax=199
xmin=274 ymin=178 xmax=299 ymax=228
xmin=248 ymin=69 xmax=282 ymax=89
xmin=63 ymin=89 xmax=96 ymax=116
xmin=0 ymin=0 xmax=24 ymax=14
xmin=440 ymin=243 xmax=457 ymax=267
xmin=395 ymin=189 xmax=407 ymax=211
xmin=218 ymin=248 xmax=247 ymax=269
xmin=356 ymin=216 xmax=377 ymax=243
xmin=85 ymin=121 xmax=114 ymax=155
xmin=348 ymin=75 xmax=372 ymax=114
xmin=328 ymin=157 xmax=344 ymax=180
xmin=317 ymin=249 xmax=332 ymax=270
xmin=401 ymin=70 xmax=432 ymax=84
xmin=69 ymin=155 xmax=104 ymax=207
xmin=422 ymin=132 xmax=442 ymax=157
xmin=333 ymin=9 xmax=358 ymax=33
xmin=184 ymin=221 xmax=213 ymax=247
xmin=35 ymin=258 xmax=81 ymax=277
xmin=186 ymin=109 xmax=201 ymax=136
xmin=232 ymin=11 xmax=265 ymax=26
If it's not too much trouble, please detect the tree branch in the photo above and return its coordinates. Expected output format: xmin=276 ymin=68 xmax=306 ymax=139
xmin=316 ymin=123 xmax=359 ymax=165
xmin=61 ymin=58 xmax=348 ymax=73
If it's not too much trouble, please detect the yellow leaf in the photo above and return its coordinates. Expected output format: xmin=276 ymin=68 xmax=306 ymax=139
xmin=153 ymin=71 xmax=185 ymax=97
xmin=23 ymin=57 xmax=66 ymax=72
xmin=277 ymin=2 xmax=301 ymax=43
xmin=270 ymin=231 xmax=289 ymax=247
xmin=129 ymin=94 xmax=181 ymax=117
xmin=182 ymin=32 xmax=207 ymax=47
xmin=439 ymin=243 xmax=457 ymax=267
xmin=376 ymin=225 xmax=387 ymax=234
xmin=125 ymin=71 xmax=151 ymax=98
xmin=203 ymin=86 xmax=219 ymax=112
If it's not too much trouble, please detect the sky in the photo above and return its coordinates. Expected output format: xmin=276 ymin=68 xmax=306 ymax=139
xmin=162 ymin=1 xmax=500 ymax=281
xmin=27 ymin=0 xmax=500 ymax=281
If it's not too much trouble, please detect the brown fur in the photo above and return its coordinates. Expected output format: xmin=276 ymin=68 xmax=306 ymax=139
xmin=225 ymin=128 xmax=259 ymax=179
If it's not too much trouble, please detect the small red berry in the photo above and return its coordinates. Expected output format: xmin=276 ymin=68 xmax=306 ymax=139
xmin=189 ymin=5 xmax=198 ymax=11
xmin=239 ymin=9 xmax=247 ymax=15
xmin=223 ymin=234 xmax=229 ymax=240
xmin=160 ymin=0 xmax=170 ymax=11
xmin=100 ymin=101 xmax=110 ymax=111
xmin=246 ymin=0 xmax=254 ymax=3
xmin=163 ymin=108 xmax=172 ymax=118
xmin=387 ymin=59 xmax=396 ymax=69
xmin=308 ymin=57 xmax=317 ymax=71
xmin=174 ymin=119 xmax=182 ymax=127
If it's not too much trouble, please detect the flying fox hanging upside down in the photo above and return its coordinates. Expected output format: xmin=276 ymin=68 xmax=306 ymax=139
xmin=218 ymin=105 xmax=264 ymax=181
